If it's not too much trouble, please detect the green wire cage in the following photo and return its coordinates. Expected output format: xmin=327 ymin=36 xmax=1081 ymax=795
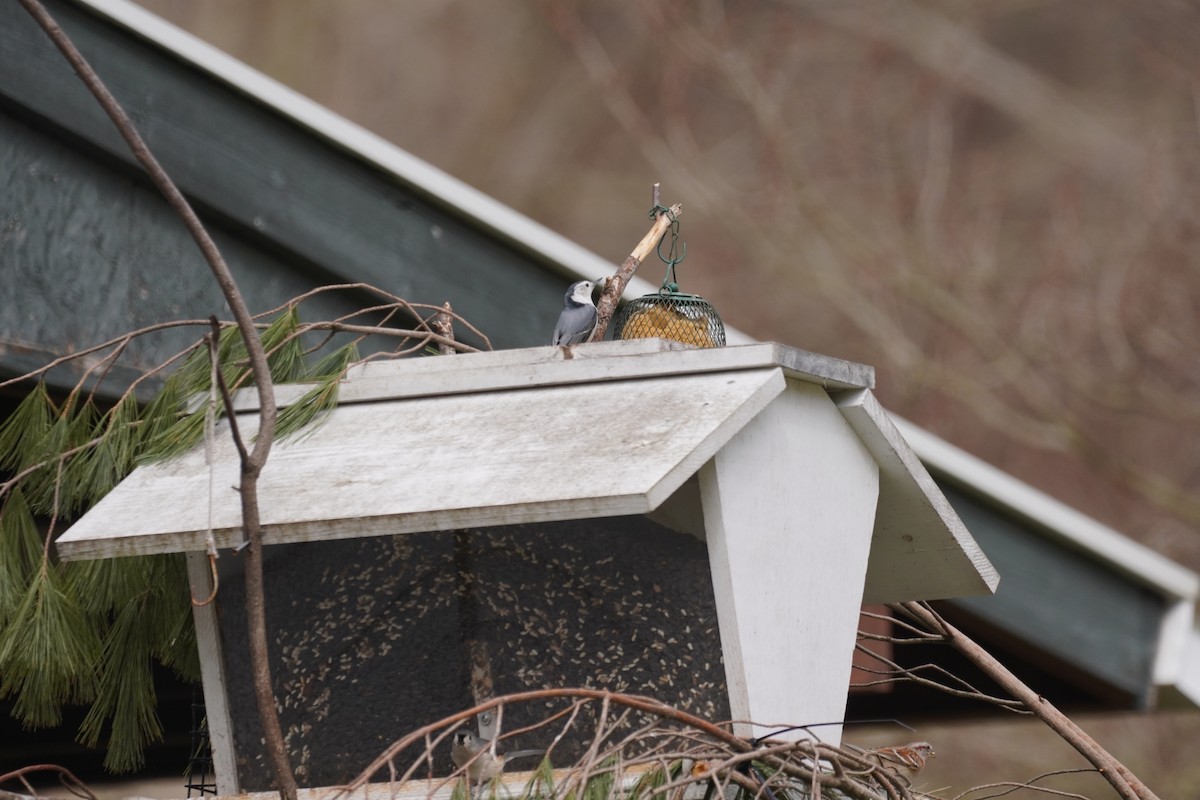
xmin=612 ymin=286 xmax=726 ymax=348
xmin=612 ymin=210 xmax=725 ymax=348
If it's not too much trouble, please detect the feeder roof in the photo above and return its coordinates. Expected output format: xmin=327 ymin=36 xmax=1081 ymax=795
xmin=56 ymin=339 xmax=997 ymax=604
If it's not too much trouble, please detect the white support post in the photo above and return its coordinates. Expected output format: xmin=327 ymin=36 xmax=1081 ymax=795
xmin=699 ymin=378 xmax=879 ymax=745
xmin=187 ymin=551 xmax=240 ymax=795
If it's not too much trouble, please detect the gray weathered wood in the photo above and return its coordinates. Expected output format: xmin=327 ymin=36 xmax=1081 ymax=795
xmin=56 ymin=368 xmax=787 ymax=560
xmin=833 ymin=388 xmax=999 ymax=603
xmin=58 ymin=343 xmax=997 ymax=609
xmin=220 ymin=339 xmax=874 ymax=414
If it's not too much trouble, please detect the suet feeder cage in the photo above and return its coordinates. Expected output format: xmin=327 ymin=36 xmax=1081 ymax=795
xmin=612 ymin=211 xmax=725 ymax=348
xmin=612 ymin=287 xmax=726 ymax=348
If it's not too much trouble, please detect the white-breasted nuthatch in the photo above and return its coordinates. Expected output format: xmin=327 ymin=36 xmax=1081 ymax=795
xmin=451 ymin=730 xmax=543 ymax=783
xmin=552 ymin=279 xmax=603 ymax=346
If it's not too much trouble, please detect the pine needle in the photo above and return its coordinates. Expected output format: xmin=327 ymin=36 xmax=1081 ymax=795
xmin=64 ymin=555 xmax=152 ymax=616
xmin=276 ymin=342 xmax=358 ymax=441
xmin=146 ymin=554 xmax=201 ymax=682
xmin=0 ymin=564 xmax=101 ymax=726
xmin=521 ymin=756 xmax=558 ymax=800
xmin=133 ymin=377 xmax=209 ymax=465
xmin=262 ymin=307 xmax=306 ymax=384
xmin=55 ymin=400 xmax=104 ymax=517
xmin=137 ymin=407 xmax=206 ymax=465
xmin=74 ymin=395 xmax=142 ymax=507
xmin=582 ymin=758 xmax=617 ymax=800
xmin=0 ymin=309 xmax=369 ymax=770
xmin=154 ymin=579 xmax=201 ymax=682
xmin=77 ymin=591 xmax=163 ymax=772
xmin=0 ymin=383 xmax=53 ymax=472
xmin=11 ymin=396 xmax=97 ymax=516
xmin=306 ymin=339 xmax=361 ymax=380
xmin=0 ymin=489 xmax=44 ymax=621
xmin=628 ymin=760 xmax=679 ymax=800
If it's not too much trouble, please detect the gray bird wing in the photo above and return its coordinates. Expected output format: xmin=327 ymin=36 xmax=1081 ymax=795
xmin=503 ymin=749 xmax=544 ymax=760
xmin=553 ymin=304 xmax=597 ymax=345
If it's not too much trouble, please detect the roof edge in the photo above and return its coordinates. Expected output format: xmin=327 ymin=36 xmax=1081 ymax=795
xmin=893 ymin=416 xmax=1200 ymax=601
xmin=75 ymin=0 xmax=753 ymax=344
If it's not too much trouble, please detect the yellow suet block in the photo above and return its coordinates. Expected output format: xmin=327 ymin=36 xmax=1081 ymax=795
xmin=619 ymin=302 xmax=717 ymax=348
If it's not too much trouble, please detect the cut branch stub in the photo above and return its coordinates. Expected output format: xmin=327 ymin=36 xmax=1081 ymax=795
xmin=432 ymin=301 xmax=457 ymax=355
xmin=589 ymin=203 xmax=682 ymax=343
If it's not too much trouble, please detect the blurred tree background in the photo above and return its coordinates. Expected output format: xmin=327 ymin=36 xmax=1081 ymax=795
xmin=133 ymin=0 xmax=1200 ymax=794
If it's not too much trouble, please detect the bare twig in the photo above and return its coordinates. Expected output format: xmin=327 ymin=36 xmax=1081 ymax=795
xmin=432 ymin=302 xmax=457 ymax=355
xmin=852 ymin=643 xmax=1028 ymax=711
xmin=0 ymin=319 xmax=211 ymax=392
xmin=895 ymin=602 xmax=1159 ymax=800
xmin=950 ymin=768 xmax=1099 ymax=800
xmin=15 ymin=2 xmax=297 ymax=794
xmin=0 ymin=765 xmax=97 ymax=800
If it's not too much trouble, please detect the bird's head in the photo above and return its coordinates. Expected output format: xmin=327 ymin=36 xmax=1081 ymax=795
xmin=453 ymin=730 xmax=474 ymax=748
xmin=569 ymin=280 xmax=596 ymax=305
xmin=910 ymin=742 xmax=935 ymax=759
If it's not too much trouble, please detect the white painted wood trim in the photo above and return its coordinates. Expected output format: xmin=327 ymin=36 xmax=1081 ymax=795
xmin=1171 ymin=625 xmax=1200 ymax=707
xmin=835 ymin=390 xmax=999 ymax=603
xmin=1148 ymin=598 xmax=1200 ymax=710
xmin=186 ymin=551 xmax=239 ymax=795
xmin=699 ymin=381 xmax=880 ymax=745
xmin=1152 ymin=599 xmax=1194 ymax=689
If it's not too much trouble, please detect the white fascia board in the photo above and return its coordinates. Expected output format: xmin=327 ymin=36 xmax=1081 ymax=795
xmin=78 ymin=0 xmax=752 ymax=345
xmin=1152 ymin=600 xmax=1196 ymax=692
xmin=894 ymin=416 xmax=1200 ymax=602
xmin=1174 ymin=624 xmax=1200 ymax=706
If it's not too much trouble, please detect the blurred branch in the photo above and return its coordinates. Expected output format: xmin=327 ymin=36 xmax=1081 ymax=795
xmin=549 ymin=2 xmax=1200 ymax=546
xmin=950 ymin=769 xmax=1098 ymax=800
xmin=798 ymin=0 xmax=1142 ymax=183
xmin=0 ymin=765 xmax=97 ymax=800
xmin=894 ymin=602 xmax=1160 ymax=800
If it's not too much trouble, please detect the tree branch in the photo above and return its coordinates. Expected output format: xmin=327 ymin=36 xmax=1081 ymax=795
xmin=16 ymin=2 xmax=296 ymax=795
xmin=589 ymin=201 xmax=681 ymax=342
xmin=895 ymin=602 xmax=1159 ymax=800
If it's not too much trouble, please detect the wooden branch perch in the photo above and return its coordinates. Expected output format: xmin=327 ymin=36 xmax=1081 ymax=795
xmin=588 ymin=201 xmax=682 ymax=342
xmin=432 ymin=301 xmax=457 ymax=355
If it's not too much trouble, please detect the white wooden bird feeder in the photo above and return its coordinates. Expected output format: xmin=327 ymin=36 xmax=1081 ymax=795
xmin=57 ymin=339 xmax=997 ymax=791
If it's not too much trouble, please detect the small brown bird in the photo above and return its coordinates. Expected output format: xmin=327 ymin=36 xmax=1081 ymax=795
xmin=864 ymin=741 xmax=935 ymax=784
xmin=451 ymin=730 xmax=543 ymax=784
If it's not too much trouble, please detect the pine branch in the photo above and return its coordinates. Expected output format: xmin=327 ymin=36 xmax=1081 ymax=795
xmin=77 ymin=592 xmax=162 ymax=772
xmin=0 ymin=564 xmax=100 ymax=727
